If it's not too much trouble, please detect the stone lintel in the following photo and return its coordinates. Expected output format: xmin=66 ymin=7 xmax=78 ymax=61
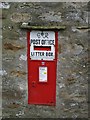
xmin=20 ymin=23 xmax=66 ymax=30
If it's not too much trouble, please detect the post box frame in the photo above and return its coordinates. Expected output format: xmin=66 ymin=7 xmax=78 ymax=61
xmin=27 ymin=30 xmax=58 ymax=106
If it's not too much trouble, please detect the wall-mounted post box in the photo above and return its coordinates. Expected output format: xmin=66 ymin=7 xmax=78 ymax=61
xmin=27 ymin=30 xmax=58 ymax=106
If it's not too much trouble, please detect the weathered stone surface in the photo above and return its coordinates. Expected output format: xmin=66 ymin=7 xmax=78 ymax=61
xmin=58 ymin=44 xmax=61 ymax=53
xmin=0 ymin=3 xmax=10 ymax=9
xmin=11 ymin=13 xmax=31 ymax=23
xmin=2 ymin=2 xmax=88 ymax=119
xmin=10 ymin=70 xmax=27 ymax=77
xmin=7 ymin=102 xmax=20 ymax=109
xmin=19 ymin=54 xmax=27 ymax=61
xmin=39 ymin=11 xmax=62 ymax=22
xmin=2 ymin=88 xmax=22 ymax=100
xmin=0 ymin=70 xmax=7 ymax=76
xmin=4 ymin=43 xmax=25 ymax=51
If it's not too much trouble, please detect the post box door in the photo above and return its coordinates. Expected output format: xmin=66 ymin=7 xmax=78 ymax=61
xmin=27 ymin=31 xmax=58 ymax=106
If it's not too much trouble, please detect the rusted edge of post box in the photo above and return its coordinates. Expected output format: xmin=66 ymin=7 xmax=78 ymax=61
xmin=20 ymin=23 xmax=66 ymax=30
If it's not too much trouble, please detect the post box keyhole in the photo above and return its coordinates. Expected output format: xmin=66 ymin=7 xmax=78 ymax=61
xmin=32 ymin=81 xmax=36 ymax=87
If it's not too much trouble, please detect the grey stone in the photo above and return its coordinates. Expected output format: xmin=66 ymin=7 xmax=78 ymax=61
xmin=0 ymin=2 xmax=10 ymax=9
xmin=2 ymin=2 xmax=88 ymax=118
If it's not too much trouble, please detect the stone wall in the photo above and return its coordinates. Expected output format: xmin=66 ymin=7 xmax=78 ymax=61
xmin=1 ymin=2 xmax=89 ymax=118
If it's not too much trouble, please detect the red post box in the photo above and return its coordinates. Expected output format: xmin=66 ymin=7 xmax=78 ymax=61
xmin=27 ymin=30 xmax=58 ymax=106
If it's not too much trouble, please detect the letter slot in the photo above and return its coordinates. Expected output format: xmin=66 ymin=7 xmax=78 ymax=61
xmin=34 ymin=46 xmax=51 ymax=51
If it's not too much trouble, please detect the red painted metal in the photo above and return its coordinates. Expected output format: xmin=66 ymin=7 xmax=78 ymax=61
xmin=27 ymin=31 xmax=58 ymax=106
